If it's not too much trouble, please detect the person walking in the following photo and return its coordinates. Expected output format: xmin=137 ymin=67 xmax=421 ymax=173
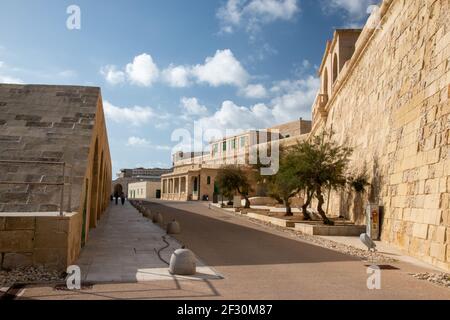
xmin=120 ymin=192 xmax=125 ymax=205
xmin=114 ymin=191 xmax=119 ymax=205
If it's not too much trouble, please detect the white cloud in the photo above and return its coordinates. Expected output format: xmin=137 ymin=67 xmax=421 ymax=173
xmin=127 ymin=136 xmax=171 ymax=150
xmin=101 ymin=49 xmax=248 ymax=89
xmin=240 ymin=83 xmax=267 ymax=99
xmin=192 ymin=74 xmax=319 ymax=134
xmin=100 ymin=65 xmax=125 ymax=85
xmin=180 ymin=97 xmax=208 ymax=116
xmin=195 ymin=100 xmax=273 ymax=135
xmin=192 ymin=49 xmax=249 ymax=87
xmin=217 ymin=0 xmax=299 ymax=34
xmin=246 ymin=0 xmax=299 ymax=21
xmin=270 ymin=75 xmax=320 ymax=123
xmin=321 ymin=0 xmax=379 ymax=22
xmin=58 ymin=70 xmax=77 ymax=78
xmin=155 ymin=145 xmax=172 ymax=151
xmin=126 ymin=53 xmax=159 ymax=87
xmin=127 ymin=136 xmax=151 ymax=147
xmin=0 ymin=74 xmax=24 ymax=84
xmin=162 ymin=64 xmax=191 ymax=87
xmin=104 ymin=100 xmax=159 ymax=126
xmin=0 ymin=61 xmax=24 ymax=84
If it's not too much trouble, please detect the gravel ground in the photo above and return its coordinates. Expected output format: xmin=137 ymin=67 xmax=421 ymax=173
xmin=411 ymin=272 xmax=450 ymax=288
xmin=0 ymin=266 xmax=65 ymax=287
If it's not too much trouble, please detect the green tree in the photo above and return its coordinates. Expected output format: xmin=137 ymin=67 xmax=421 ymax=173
xmin=216 ymin=165 xmax=253 ymax=208
xmin=293 ymin=132 xmax=352 ymax=225
xmin=266 ymin=151 xmax=302 ymax=216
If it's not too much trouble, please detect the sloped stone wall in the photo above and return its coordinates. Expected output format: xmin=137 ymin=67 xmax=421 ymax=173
xmin=316 ymin=0 xmax=450 ymax=270
xmin=0 ymin=84 xmax=112 ymax=269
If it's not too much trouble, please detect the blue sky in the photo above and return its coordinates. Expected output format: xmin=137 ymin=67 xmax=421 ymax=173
xmin=0 ymin=0 xmax=379 ymax=176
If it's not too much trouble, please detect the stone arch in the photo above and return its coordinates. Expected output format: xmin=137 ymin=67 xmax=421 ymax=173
xmin=89 ymin=138 xmax=99 ymax=229
xmin=114 ymin=183 xmax=123 ymax=196
xmin=332 ymin=53 xmax=339 ymax=83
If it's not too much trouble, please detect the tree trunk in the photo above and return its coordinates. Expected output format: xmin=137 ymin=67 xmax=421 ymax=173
xmin=284 ymin=198 xmax=293 ymax=216
xmin=244 ymin=196 xmax=251 ymax=208
xmin=316 ymin=187 xmax=334 ymax=225
xmin=301 ymin=191 xmax=313 ymax=220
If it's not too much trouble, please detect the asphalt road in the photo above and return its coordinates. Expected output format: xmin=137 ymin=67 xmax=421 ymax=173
xmin=138 ymin=200 xmax=450 ymax=300
xmin=17 ymin=200 xmax=450 ymax=300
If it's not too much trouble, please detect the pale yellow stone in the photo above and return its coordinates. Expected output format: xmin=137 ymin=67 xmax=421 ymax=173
xmin=433 ymin=226 xmax=447 ymax=243
xmin=430 ymin=242 xmax=447 ymax=261
xmin=412 ymin=223 xmax=429 ymax=239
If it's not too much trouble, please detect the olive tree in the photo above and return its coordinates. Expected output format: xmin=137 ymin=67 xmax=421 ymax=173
xmin=216 ymin=165 xmax=253 ymax=208
xmin=293 ymin=132 xmax=352 ymax=225
xmin=265 ymin=151 xmax=302 ymax=216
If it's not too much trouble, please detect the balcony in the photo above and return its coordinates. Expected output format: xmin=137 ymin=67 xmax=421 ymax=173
xmin=312 ymin=93 xmax=329 ymax=123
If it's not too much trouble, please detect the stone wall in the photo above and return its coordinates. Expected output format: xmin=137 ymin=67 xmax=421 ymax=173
xmin=313 ymin=0 xmax=450 ymax=270
xmin=0 ymin=213 xmax=81 ymax=271
xmin=0 ymin=84 xmax=112 ymax=269
xmin=269 ymin=119 xmax=312 ymax=138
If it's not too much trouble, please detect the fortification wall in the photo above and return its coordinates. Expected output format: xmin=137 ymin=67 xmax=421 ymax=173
xmin=316 ymin=0 xmax=450 ymax=270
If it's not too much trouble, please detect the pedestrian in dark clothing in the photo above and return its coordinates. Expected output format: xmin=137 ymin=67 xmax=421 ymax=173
xmin=120 ymin=192 xmax=125 ymax=205
xmin=114 ymin=191 xmax=119 ymax=205
xmin=110 ymin=194 xmax=113 ymax=202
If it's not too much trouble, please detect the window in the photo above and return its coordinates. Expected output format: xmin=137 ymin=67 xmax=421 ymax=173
xmin=323 ymin=68 xmax=329 ymax=95
xmin=231 ymin=138 xmax=236 ymax=149
xmin=332 ymin=53 xmax=338 ymax=83
xmin=212 ymin=144 xmax=218 ymax=157
xmin=207 ymin=176 xmax=211 ymax=185
xmin=240 ymin=136 xmax=247 ymax=148
xmin=222 ymin=141 xmax=227 ymax=152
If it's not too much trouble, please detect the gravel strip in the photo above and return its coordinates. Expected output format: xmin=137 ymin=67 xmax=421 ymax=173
xmin=411 ymin=272 xmax=450 ymax=288
xmin=0 ymin=266 xmax=65 ymax=287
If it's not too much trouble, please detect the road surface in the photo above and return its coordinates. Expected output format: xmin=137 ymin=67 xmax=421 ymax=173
xmin=17 ymin=200 xmax=450 ymax=300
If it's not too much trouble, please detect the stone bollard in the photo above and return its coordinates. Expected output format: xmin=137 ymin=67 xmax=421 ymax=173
xmin=169 ymin=248 xmax=196 ymax=275
xmin=152 ymin=212 xmax=163 ymax=224
xmin=166 ymin=219 xmax=181 ymax=234
xmin=143 ymin=208 xmax=152 ymax=218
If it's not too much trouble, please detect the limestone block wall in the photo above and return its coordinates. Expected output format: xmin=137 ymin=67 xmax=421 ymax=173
xmin=0 ymin=213 xmax=82 ymax=271
xmin=0 ymin=84 xmax=112 ymax=268
xmin=314 ymin=0 xmax=450 ymax=270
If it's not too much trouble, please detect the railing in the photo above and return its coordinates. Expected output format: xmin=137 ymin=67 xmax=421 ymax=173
xmin=0 ymin=160 xmax=73 ymax=216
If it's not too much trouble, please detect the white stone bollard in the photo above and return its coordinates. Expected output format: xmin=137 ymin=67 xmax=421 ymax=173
xmin=169 ymin=248 xmax=196 ymax=275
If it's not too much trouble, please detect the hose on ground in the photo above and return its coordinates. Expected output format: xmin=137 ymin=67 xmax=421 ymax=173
xmin=154 ymin=235 xmax=170 ymax=266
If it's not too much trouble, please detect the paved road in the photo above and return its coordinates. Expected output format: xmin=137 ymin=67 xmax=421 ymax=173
xmin=20 ymin=200 xmax=450 ymax=300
